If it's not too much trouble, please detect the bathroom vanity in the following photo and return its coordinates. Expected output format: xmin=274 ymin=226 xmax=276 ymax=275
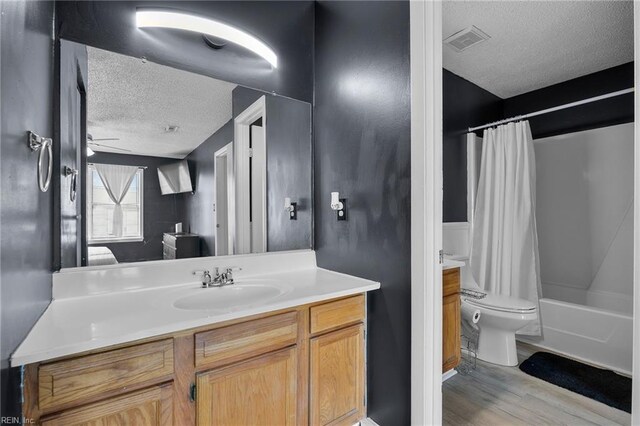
xmin=16 ymin=21 xmax=379 ymax=425
xmin=442 ymin=265 xmax=462 ymax=372
xmin=12 ymin=251 xmax=379 ymax=425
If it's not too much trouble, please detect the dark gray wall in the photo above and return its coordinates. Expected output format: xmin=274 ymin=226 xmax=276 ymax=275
xmin=88 ymin=152 xmax=186 ymax=263
xmin=503 ymin=62 xmax=634 ymax=139
xmin=265 ymin=94 xmax=312 ymax=251
xmin=56 ymin=1 xmax=315 ymax=103
xmin=314 ymin=2 xmax=411 ymax=424
xmin=443 ymin=70 xmax=502 ymax=222
xmin=1 ymin=0 xmax=55 ymax=418
xmin=184 ymin=121 xmax=234 ymax=256
xmin=232 ymin=85 xmax=263 ymax=118
xmin=184 ymin=87 xmax=312 ymax=255
xmin=56 ymin=39 xmax=88 ymax=269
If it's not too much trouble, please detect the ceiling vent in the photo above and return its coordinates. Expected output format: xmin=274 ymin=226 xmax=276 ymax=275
xmin=444 ymin=26 xmax=490 ymax=52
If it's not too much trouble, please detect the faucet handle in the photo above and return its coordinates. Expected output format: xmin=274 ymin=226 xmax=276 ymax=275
xmin=193 ymin=270 xmax=212 ymax=287
xmin=220 ymin=267 xmax=241 ymax=285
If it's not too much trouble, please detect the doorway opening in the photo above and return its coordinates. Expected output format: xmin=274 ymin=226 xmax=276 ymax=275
xmin=214 ymin=142 xmax=234 ymax=256
xmin=234 ymin=96 xmax=267 ymax=254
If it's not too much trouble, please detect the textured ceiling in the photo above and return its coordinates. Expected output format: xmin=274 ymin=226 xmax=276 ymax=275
xmin=87 ymin=46 xmax=236 ymax=159
xmin=443 ymin=1 xmax=634 ymax=98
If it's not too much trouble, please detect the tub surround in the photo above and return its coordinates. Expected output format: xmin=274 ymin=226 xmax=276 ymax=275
xmin=11 ymin=250 xmax=380 ymax=366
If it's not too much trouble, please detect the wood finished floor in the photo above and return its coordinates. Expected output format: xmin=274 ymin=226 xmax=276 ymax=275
xmin=443 ymin=343 xmax=631 ymax=426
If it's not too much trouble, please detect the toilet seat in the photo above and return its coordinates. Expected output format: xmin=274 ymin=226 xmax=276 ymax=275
xmin=463 ymin=292 xmax=536 ymax=314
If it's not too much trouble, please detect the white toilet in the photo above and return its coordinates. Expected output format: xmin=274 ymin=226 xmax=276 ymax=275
xmin=457 ymin=257 xmax=538 ymax=366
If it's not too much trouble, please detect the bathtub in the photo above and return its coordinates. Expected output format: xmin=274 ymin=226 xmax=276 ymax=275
xmin=519 ymin=295 xmax=633 ymax=375
xmin=444 ymin=251 xmax=633 ymax=375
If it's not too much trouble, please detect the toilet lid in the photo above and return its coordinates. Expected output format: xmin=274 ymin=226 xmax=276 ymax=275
xmin=463 ymin=292 xmax=537 ymax=313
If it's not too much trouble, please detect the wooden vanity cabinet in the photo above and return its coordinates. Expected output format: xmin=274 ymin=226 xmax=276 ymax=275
xmin=310 ymin=324 xmax=365 ymax=426
xmin=443 ymin=268 xmax=461 ymax=372
xmin=23 ymin=294 xmax=367 ymax=426
xmin=193 ymin=311 xmax=301 ymax=426
xmin=197 ymin=347 xmax=298 ymax=426
xmin=308 ymin=294 xmax=366 ymax=426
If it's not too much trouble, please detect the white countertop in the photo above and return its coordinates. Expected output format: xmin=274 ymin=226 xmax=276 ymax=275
xmin=442 ymin=258 xmax=464 ymax=270
xmin=11 ymin=263 xmax=380 ymax=366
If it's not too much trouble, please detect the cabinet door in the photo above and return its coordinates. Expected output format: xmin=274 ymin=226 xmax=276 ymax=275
xmin=310 ymin=324 xmax=364 ymax=426
xmin=443 ymin=293 xmax=461 ymax=372
xmin=40 ymin=383 xmax=173 ymax=426
xmin=196 ymin=347 xmax=297 ymax=426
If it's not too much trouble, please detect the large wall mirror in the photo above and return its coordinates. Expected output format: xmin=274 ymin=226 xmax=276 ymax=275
xmin=57 ymin=43 xmax=312 ymax=269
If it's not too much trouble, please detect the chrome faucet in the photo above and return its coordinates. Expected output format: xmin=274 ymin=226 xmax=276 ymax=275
xmin=218 ymin=267 xmax=242 ymax=286
xmin=193 ymin=269 xmax=213 ymax=287
xmin=193 ymin=267 xmax=241 ymax=288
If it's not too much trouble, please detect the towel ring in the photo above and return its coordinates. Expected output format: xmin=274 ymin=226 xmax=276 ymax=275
xmin=63 ymin=166 xmax=79 ymax=202
xmin=28 ymin=131 xmax=53 ymax=193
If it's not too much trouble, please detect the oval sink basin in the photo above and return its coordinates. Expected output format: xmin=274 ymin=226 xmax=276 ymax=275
xmin=173 ymin=283 xmax=286 ymax=312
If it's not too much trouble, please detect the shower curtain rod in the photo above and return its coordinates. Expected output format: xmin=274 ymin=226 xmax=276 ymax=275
xmin=88 ymin=162 xmax=148 ymax=170
xmin=467 ymin=87 xmax=634 ymax=133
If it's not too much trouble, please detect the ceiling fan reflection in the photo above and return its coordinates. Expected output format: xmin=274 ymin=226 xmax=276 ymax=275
xmin=87 ymin=134 xmax=131 ymax=152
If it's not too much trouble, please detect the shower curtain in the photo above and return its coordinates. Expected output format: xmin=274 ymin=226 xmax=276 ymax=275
xmin=469 ymin=120 xmax=542 ymax=335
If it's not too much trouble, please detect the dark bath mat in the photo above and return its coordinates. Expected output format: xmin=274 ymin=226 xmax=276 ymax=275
xmin=519 ymin=351 xmax=631 ymax=413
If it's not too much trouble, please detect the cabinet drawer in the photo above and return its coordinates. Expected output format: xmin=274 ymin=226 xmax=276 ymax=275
xmin=38 ymin=339 xmax=174 ymax=412
xmin=195 ymin=312 xmax=298 ymax=369
xmin=443 ymin=268 xmax=460 ymax=297
xmin=310 ymin=295 xmax=365 ymax=335
xmin=40 ymin=383 xmax=173 ymax=426
xmin=162 ymin=234 xmax=176 ymax=249
xmin=162 ymin=243 xmax=176 ymax=260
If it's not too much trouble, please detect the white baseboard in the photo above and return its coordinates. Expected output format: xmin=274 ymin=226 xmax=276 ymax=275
xmin=359 ymin=417 xmax=380 ymax=426
xmin=442 ymin=369 xmax=457 ymax=382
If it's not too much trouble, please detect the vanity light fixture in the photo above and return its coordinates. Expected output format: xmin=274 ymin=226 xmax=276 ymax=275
xmin=285 ymin=197 xmax=297 ymax=220
xmin=330 ymin=192 xmax=347 ymax=221
xmin=135 ymin=10 xmax=278 ymax=68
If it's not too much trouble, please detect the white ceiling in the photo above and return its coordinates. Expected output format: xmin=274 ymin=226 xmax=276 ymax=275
xmin=87 ymin=47 xmax=237 ymax=159
xmin=443 ymin=1 xmax=634 ymax=99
